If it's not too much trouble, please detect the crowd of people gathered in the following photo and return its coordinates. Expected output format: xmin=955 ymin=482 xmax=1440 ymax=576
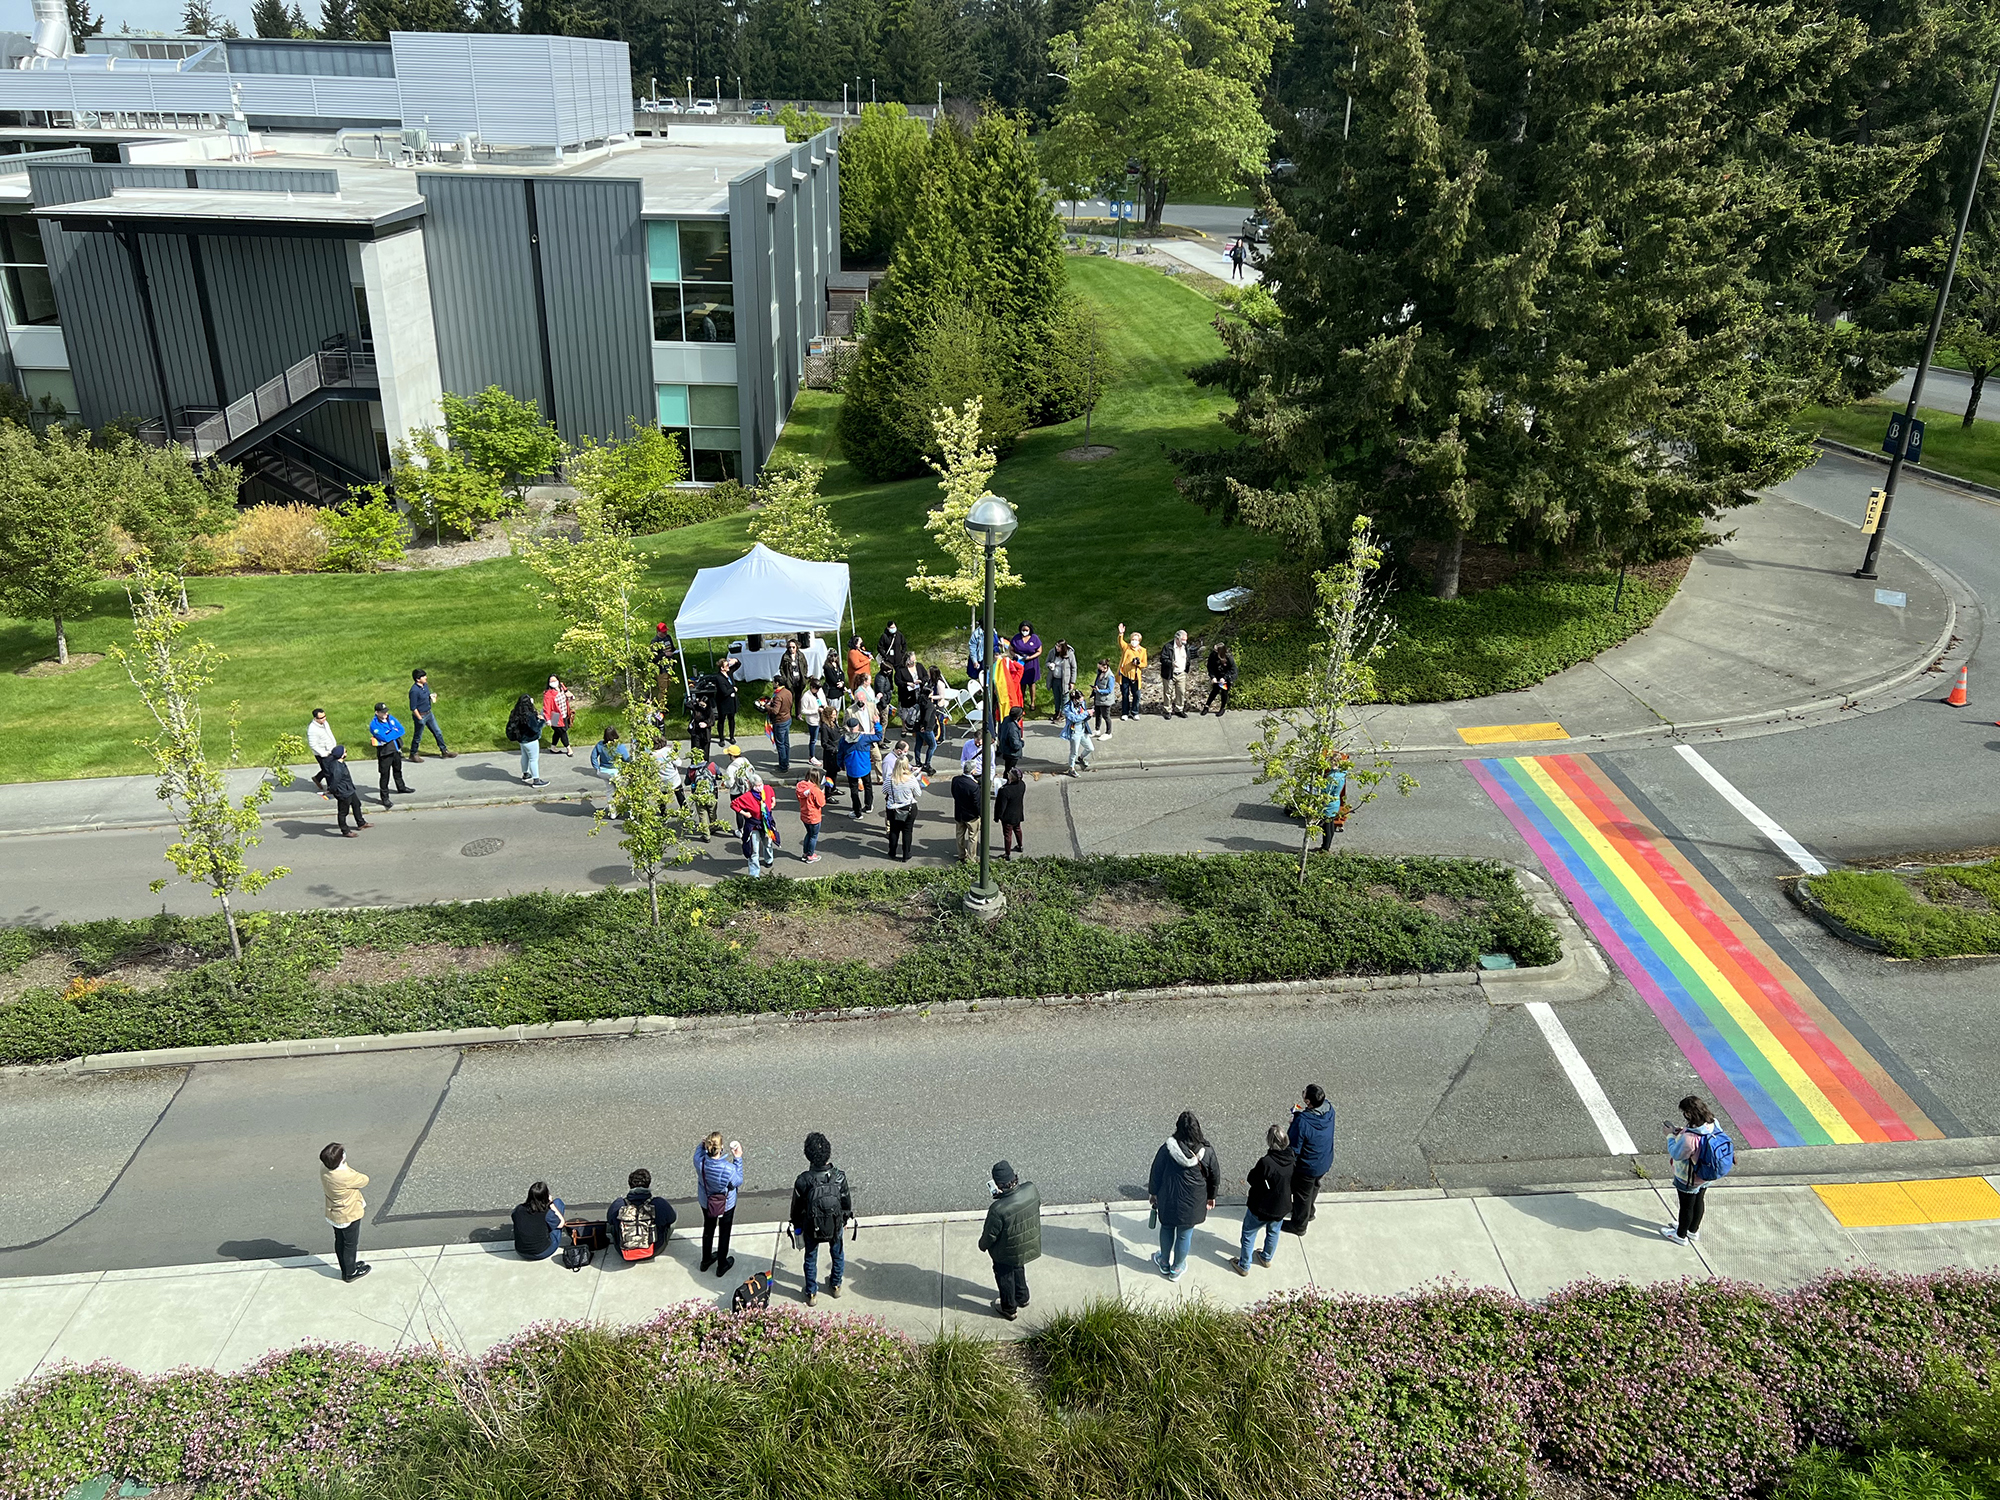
xmin=293 ymin=617 xmax=1274 ymax=859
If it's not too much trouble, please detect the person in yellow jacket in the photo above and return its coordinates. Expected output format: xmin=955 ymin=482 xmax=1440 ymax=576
xmin=319 ymin=1142 xmax=371 ymax=1283
xmin=1116 ymin=622 xmax=1148 ymax=720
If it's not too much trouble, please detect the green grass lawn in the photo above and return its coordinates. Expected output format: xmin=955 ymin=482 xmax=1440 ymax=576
xmin=0 ymin=257 xmax=1279 ymax=783
xmin=1803 ymin=862 xmax=2000 ymax=959
xmin=1802 ymin=399 xmax=2000 ymax=488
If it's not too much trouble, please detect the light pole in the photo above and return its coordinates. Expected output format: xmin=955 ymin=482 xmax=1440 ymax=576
xmin=963 ymin=493 xmax=1017 ymax=921
xmin=1858 ymin=61 xmax=2000 ymax=579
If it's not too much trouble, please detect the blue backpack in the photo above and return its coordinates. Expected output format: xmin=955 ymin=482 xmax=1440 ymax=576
xmin=1695 ymin=1128 xmax=1735 ymax=1183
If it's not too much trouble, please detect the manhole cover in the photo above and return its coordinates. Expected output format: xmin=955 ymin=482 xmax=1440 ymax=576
xmin=460 ymin=838 xmax=504 ymax=857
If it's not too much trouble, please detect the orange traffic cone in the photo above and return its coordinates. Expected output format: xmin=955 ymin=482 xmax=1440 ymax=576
xmin=1946 ymin=663 xmax=1968 ymax=707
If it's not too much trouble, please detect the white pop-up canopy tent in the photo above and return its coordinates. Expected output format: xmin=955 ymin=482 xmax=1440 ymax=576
xmin=673 ymin=543 xmax=856 ymax=688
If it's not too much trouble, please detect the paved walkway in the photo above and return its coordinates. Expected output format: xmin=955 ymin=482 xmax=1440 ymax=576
xmin=7 ymin=1176 xmax=1997 ymax=1390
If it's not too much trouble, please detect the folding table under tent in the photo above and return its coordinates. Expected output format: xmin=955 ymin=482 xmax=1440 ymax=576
xmin=672 ymin=543 xmax=857 ymax=692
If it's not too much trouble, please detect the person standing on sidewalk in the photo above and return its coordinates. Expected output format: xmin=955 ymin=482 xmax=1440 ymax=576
xmin=997 ymin=706 xmax=1026 ymax=773
xmin=798 ymin=678 xmax=825 ymax=767
xmin=766 ymin=680 xmax=795 ymax=775
xmin=407 ymin=669 xmax=454 ymax=761
xmin=978 ymin=1160 xmax=1042 ymax=1321
xmin=696 ymin=1131 xmax=744 ymax=1277
xmin=1201 ymin=643 xmax=1237 ymax=717
xmin=319 ymin=1142 xmax=370 ymax=1283
xmin=1285 ymin=1084 xmax=1336 ymax=1235
xmin=507 ymin=694 xmax=547 ymax=787
xmin=1012 ymin=622 xmax=1043 ymax=714
xmin=367 ymin=702 xmax=412 ymax=810
xmin=714 ymin=659 xmax=741 ymax=745
xmin=794 ymin=765 xmax=827 ymax=863
xmin=1662 ymin=1094 xmax=1730 ymax=1246
xmin=1228 ymin=238 xmax=1247 ymax=280
xmin=1091 ymin=658 xmax=1116 ymax=738
xmin=789 ymin=1131 xmax=851 ymax=1306
xmin=323 ymin=746 xmax=370 ymax=836
xmin=1160 ymin=630 xmax=1192 ymax=718
xmin=1235 ymin=1124 xmax=1297 ymax=1274
xmin=1115 ymin=624 xmax=1147 ymax=720
xmin=1061 ymin=689 xmax=1095 ymax=775
xmin=996 ymin=766 xmax=1026 ymax=859
xmin=1147 ymin=1111 xmax=1218 ymax=1281
xmin=952 ymin=762 xmax=981 ymax=862
xmin=542 ymin=676 xmax=575 ymax=756
xmin=306 ymin=707 xmax=337 ymax=795
xmin=884 ymin=758 xmax=921 ymax=861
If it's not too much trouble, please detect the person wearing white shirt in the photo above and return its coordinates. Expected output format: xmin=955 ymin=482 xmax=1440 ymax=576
xmin=306 ymin=708 xmax=338 ymax=795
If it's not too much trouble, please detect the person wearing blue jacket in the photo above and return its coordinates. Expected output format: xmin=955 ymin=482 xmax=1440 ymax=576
xmin=839 ymin=720 xmax=879 ymax=816
xmin=695 ymin=1131 xmax=745 ymax=1277
xmin=1285 ymin=1083 xmax=1336 ymax=1236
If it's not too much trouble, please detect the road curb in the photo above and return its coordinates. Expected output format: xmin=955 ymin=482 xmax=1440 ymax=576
xmin=1814 ymin=437 xmax=2000 ymax=506
xmin=1781 ymin=874 xmax=1889 ymax=954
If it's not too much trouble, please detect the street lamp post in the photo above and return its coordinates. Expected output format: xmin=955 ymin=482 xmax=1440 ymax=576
xmin=1858 ymin=61 xmax=2000 ymax=579
xmin=963 ymin=493 xmax=1017 ymax=921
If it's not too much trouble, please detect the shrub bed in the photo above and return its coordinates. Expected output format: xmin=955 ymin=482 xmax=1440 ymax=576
xmin=1803 ymin=863 xmax=2000 ymax=959
xmin=5 ymin=1273 xmax=1996 ymax=1500
xmin=0 ymin=852 xmax=1559 ymax=1065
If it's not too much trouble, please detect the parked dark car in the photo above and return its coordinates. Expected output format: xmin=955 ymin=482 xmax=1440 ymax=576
xmin=748 ymin=100 xmax=775 ymax=118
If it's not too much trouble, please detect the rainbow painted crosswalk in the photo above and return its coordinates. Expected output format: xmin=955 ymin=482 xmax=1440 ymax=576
xmin=1468 ymin=754 xmax=1940 ymax=1149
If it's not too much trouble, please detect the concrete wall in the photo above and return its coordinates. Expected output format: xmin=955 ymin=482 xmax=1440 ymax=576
xmin=359 ymin=225 xmax=444 ymax=445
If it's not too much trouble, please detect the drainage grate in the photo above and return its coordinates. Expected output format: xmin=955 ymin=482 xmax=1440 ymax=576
xmin=460 ymin=838 xmax=504 ymax=858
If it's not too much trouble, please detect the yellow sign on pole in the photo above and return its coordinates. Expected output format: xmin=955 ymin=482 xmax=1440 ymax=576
xmin=1861 ymin=488 xmax=1887 ymax=534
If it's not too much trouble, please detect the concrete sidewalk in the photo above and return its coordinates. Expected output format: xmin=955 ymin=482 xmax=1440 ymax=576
xmin=5 ymin=1176 xmax=1997 ymax=1390
xmin=0 ymin=494 xmax=1959 ymax=840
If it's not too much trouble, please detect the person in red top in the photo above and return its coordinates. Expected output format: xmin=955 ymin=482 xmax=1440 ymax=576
xmin=542 ymin=676 xmax=575 ymax=756
xmin=794 ymin=765 xmax=827 ymax=863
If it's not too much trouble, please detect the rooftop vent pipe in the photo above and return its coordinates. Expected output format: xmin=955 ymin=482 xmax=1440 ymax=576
xmin=27 ymin=0 xmax=71 ymax=62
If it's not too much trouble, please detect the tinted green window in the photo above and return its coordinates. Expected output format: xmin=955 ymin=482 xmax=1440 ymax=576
xmin=646 ymin=221 xmax=680 ymax=283
xmin=656 ymin=384 xmax=689 ymax=428
xmin=689 ymin=384 xmax=739 ymax=426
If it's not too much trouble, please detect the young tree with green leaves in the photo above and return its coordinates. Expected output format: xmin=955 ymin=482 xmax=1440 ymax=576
xmin=393 ymin=427 xmax=511 ymax=542
xmin=777 ymin=103 xmax=832 ymax=141
xmin=907 ymin=396 xmax=1017 ymax=604
xmin=323 ymin=483 xmax=411 ymax=571
xmin=747 ymin=456 xmax=852 ymax=560
xmin=1883 ymin=234 xmax=2000 ymax=426
xmin=1248 ymin=517 xmax=1410 ymax=881
xmin=591 ymin=692 xmax=706 ymax=927
xmin=441 ymin=386 xmax=564 ymax=493
xmin=838 ymin=102 xmax=930 ymax=261
xmin=114 ymin=560 xmax=291 ymax=959
xmin=565 ymin=419 xmax=690 ymax=535
xmin=516 ymin=490 xmax=654 ymax=704
xmin=1045 ymin=0 xmax=1281 ymax=233
xmin=0 ymin=424 xmax=114 ymax=665
xmin=1178 ymin=0 xmax=1923 ymax=598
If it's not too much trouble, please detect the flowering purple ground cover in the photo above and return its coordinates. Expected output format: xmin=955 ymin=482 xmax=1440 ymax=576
xmin=5 ymin=1273 xmax=1994 ymax=1500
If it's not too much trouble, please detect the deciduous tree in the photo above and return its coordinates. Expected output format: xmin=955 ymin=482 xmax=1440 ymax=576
xmin=392 ymin=427 xmax=510 ymax=543
xmin=516 ymin=490 xmax=655 ymax=703
xmin=0 ymin=424 xmax=114 ymax=665
xmin=441 ymin=386 xmax=564 ymax=494
xmin=907 ymin=396 xmax=1017 ymax=603
xmin=114 ymin=559 xmax=290 ymax=959
xmin=747 ymin=456 xmax=852 ymax=560
xmin=116 ymin=443 xmax=241 ymax=608
xmin=565 ymin=419 xmax=690 ymax=535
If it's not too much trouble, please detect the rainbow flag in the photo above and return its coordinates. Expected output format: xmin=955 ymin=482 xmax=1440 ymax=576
xmin=1468 ymin=754 xmax=1938 ymax=1149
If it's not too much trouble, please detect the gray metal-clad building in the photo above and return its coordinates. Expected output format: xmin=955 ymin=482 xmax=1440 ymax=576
xmin=0 ymin=33 xmax=837 ymax=498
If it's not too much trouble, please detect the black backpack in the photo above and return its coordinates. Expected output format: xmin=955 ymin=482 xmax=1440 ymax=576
xmin=808 ymin=1167 xmax=847 ymax=1242
xmin=561 ymin=1241 xmax=594 ymax=1272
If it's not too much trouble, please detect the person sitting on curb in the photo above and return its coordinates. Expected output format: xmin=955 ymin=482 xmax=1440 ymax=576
xmin=978 ymin=1159 xmax=1041 ymax=1321
xmin=788 ymin=1131 xmax=851 ymax=1306
xmin=512 ymin=1181 xmax=569 ymax=1261
xmin=609 ymin=1167 xmax=677 ymax=1261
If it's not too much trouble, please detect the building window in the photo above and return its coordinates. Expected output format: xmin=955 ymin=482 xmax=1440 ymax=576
xmin=19 ymin=368 xmax=74 ymax=416
xmin=647 ymin=220 xmax=733 ymax=344
xmin=657 ymin=381 xmax=740 ymax=482
xmin=1 ymin=216 xmax=58 ymax=327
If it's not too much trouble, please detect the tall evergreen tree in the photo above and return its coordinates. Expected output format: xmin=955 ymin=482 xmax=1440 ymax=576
xmin=881 ymin=0 xmax=969 ymax=103
xmin=742 ymin=0 xmax=831 ymax=94
xmin=1176 ymin=0 xmax=1928 ymax=598
xmin=180 ymin=0 xmax=220 ymax=33
xmin=838 ymin=100 xmax=928 ymax=259
xmin=359 ymin=0 xmax=471 ymax=33
xmin=471 ymin=0 xmax=515 ymax=29
xmin=968 ymin=108 xmax=1067 ymax=412
xmin=64 ymin=0 xmax=104 ymax=43
xmin=825 ymin=0 xmax=884 ymax=98
xmin=318 ymin=0 xmax=360 ymax=38
xmin=251 ymin=0 xmax=293 ymax=34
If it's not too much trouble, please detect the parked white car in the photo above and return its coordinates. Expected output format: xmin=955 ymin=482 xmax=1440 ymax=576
xmin=689 ymin=99 xmax=719 ymax=115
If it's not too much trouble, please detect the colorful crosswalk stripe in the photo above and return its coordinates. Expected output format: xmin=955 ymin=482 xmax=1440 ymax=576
xmin=1467 ymin=753 xmax=1938 ymax=1150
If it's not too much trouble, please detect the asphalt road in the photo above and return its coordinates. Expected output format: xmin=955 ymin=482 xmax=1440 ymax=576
xmin=3 ymin=452 xmax=1997 ymax=1278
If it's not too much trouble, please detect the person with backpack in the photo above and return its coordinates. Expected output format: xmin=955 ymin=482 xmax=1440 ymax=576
xmin=1147 ymin=1110 xmax=1219 ymax=1281
xmin=978 ymin=1159 xmax=1042 ymax=1321
xmin=608 ymin=1167 xmax=677 ymax=1261
xmin=511 ymin=1181 xmax=570 ymax=1261
xmin=1285 ymin=1083 xmax=1336 ymax=1236
xmin=695 ymin=1132 xmax=745 ymax=1277
xmin=506 ymin=693 xmax=547 ymax=787
xmin=788 ymin=1131 xmax=851 ymax=1305
xmin=1662 ymin=1094 xmax=1732 ymax=1245
xmin=1235 ymin=1124 xmax=1297 ymax=1274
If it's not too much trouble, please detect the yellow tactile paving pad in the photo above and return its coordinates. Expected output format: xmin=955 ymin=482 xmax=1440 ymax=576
xmin=1456 ymin=722 xmax=1570 ymax=745
xmin=1814 ymin=1177 xmax=2000 ymax=1228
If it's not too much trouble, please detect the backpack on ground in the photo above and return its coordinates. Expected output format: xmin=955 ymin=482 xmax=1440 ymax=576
xmin=1695 ymin=1127 xmax=1736 ymax=1183
xmin=731 ymin=1270 xmax=773 ymax=1312
xmin=560 ymin=1241 xmax=594 ymax=1272
xmin=808 ymin=1167 xmax=847 ymax=1242
xmin=616 ymin=1198 xmax=657 ymax=1257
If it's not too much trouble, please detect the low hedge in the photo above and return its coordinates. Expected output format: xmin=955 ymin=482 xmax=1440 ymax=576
xmin=5 ymin=1273 xmax=1996 ymax=1500
xmin=1803 ymin=864 xmax=2000 ymax=960
xmin=1232 ymin=566 xmax=1681 ymax=709
xmin=0 ymin=852 xmax=1559 ymax=1065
